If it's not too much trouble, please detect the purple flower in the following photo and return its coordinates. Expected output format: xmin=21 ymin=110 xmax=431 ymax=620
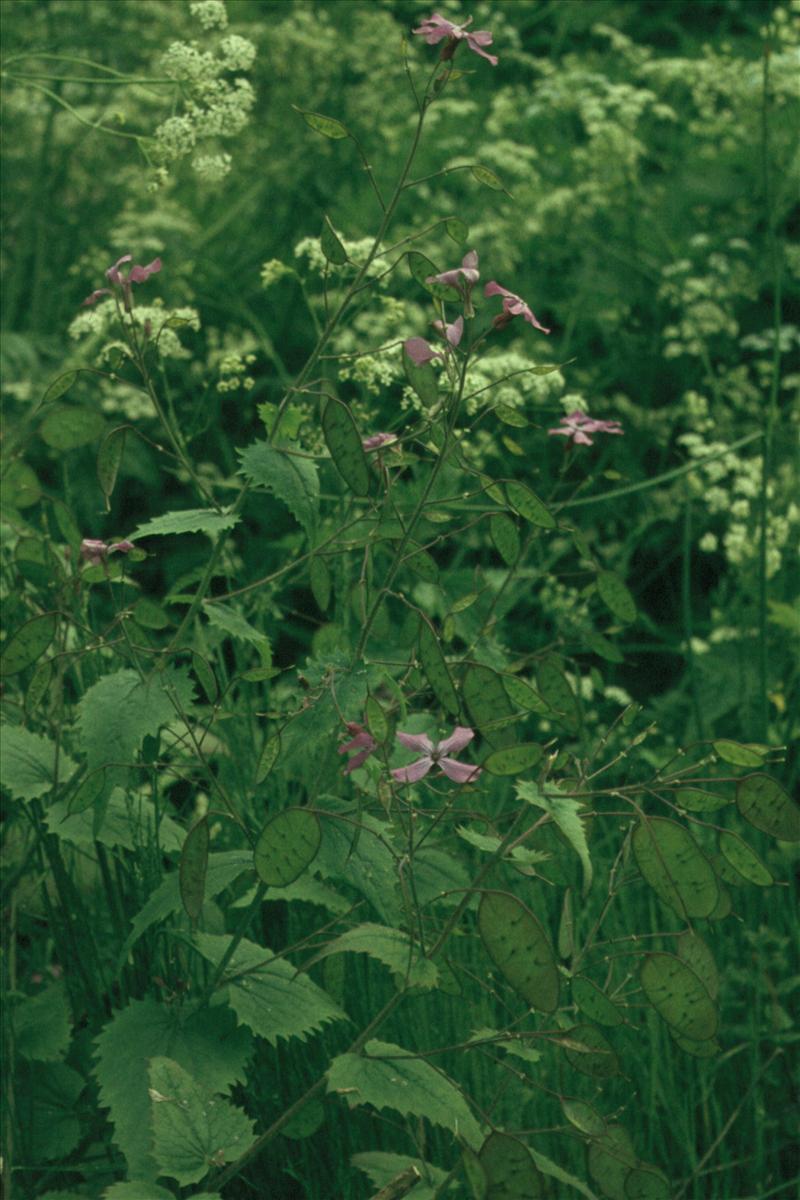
xmin=484 ymin=281 xmax=550 ymax=334
xmin=431 ymin=315 xmax=464 ymax=348
xmin=391 ymin=726 xmax=481 ymax=785
xmin=412 ymin=13 xmax=498 ymax=66
xmin=428 ymin=252 xmax=479 ymax=317
xmin=339 ymin=722 xmax=378 ymax=774
xmin=79 ymin=538 xmax=134 ymax=566
xmin=547 ymin=410 xmax=624 ymax=447
xmin=82 ymin=253 xmax=162 ymax=309
xmin=403 ymin=314 xmax=464 ymax=367
xmin=362 ymin=432 xmax=398 ymax=452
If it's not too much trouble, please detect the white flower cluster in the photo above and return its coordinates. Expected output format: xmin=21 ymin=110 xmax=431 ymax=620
xmin=192 ymin=152 xmax=232 ymax=182
xmin=338 ymin=354 xmax=396 ymax=397
xmin=463 ymin=351 xmax=565 ymax=419
xmin=260 ymin=259 xmax=293 ymax=288
xmin=189 ymin=1 xmax=228 ymax=31
xmin=68 ymin=302 xmax=200 ymax=362
xmin=217 ymin=352 xmax=256 ymax=393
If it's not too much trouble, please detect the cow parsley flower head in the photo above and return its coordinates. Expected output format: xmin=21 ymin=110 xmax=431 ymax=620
xmin=391 ymin=726 xmax=481 ymax=784
xmin=412 ymin=12 xmax=498 ymax=66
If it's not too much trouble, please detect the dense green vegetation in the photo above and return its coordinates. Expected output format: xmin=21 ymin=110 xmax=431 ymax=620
xmin=1 ymin=2 xmax=798 ymax=1199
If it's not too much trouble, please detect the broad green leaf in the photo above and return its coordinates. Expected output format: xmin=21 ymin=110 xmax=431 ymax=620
xmin=640 ymin=953 xmax=718 ymax=1040
xmin=322 ymin=396 xmax=370 ymax=496
xmin=445 ymin=216 xmax=469 ymax=243
xmin=736 ymin=773 xmax=800 ymax=841
xmin=78 ymin=666 xmax=195 ymax=776
xmin=294 ymin=105 xmax=349 ymax=138
xmin=149 ymin=1056 xmax=254 ymax=1186
xmin=0 ymin=724 xmax=77 ymax=801
xmin=0 ymin=613 xmax=57 ymax=677
xmin=562 ymin=1097 xmax=607 ymax=1138
xmin=193 ymin=932 xmax=346 ymax=1044
xmin=42 ymin=370 xmax=78 ymax=403
xmin=713 ymin=739 xmax=767 ymax=767
xmin=15 ymin=1062 xmax=83 ymax=1164
xmin=180 ymin=818 xmax=209 ymax=923
xmin=676 ymin=788 xmax=730 ymax=813
xmin=310 ymin=555 xmax=331 ymax=611
xmin=625 ymin=1166 xmax=671 ymax=1200
xmin=94 ymin=999 xmax=252 ymax=1182
xmin=587 ymin=1125 xmax=635 ymax=1200
xmin=483 ymin=743 xmax=543 ymax=776
xmin=317 ymin=809 xmax=401 ymax=924
xmin=719 ymin=830 xmax=773 ymax=885
xmin=478 ymin=1131 xmax=546 ymax=1198
xmin=471 ymin=164 xmax=505 ymax=192
xmin=237 ymin=441 xmax=319 ymax=534
xmin=133 ymin=597 xmax=171 ymax=630
xmin=489 ymin=512 xmax=520 ymax=566
xmin=536 ymin=656 xmax=581 ymax=733
xmin=312 ymin=923 xmax=438 ymax=989
xmin=1 ymin=460 xmax=40 ymax=509
xmin=48 ymin=788 xmax=183 ymax=854
xmin=478 ymin=891 xmax=559 ymax=1013
xmin=517 ymin=781 xmax=593 ymax=897
xmin=632 ymin=817 xmax=719 ymax=919
xmin=255 ymin=732 xmax=281 ymax=785
xmin=503 ymin=674 xmax=549 ymax=714
xmin=12 ymin=982 xmax=70 ymax=1062
xmin=66 ymin=769 xmax=106 ymax=815
xmin=462 ymin=663 xmax=517 ymax=748
xmin=254 ymin=807 xmax=321 ymax=886
xmin=327 ymin=1039 xmax=482 ymax=1149
xmin=572 ymin=977 xmax=624 ymax=1028
xmin=504 ymin=480 xmax=555 ymax=529
xmin=97 ymin=426 xmax=127 ymax=509
xmin=403 ymin=345 xmax=439 ymax=406
xmin=677 ymin=932 xmax=719 ymax=1001
xmin=596 ymin=571 xmax=636 ymax=624
xmin=320 ymin=215 xmax=348 ymax=265
xmin=40 ymin=404 xmax=105 ymax=450
xmin=463 ymin=1144 xmax=488 ymax=1200
xmin=419 ymin=615 xmax=459 ymax=715
xmin=281 ymin=1098 xmax=325 ymax=1141
xmin=204 ymin=601 xmax=270 ymax=650
xmin=562 ymin=1024 xmax=619 ymax=1078
xmin=132 ymin=508 xmax=239 ymax=539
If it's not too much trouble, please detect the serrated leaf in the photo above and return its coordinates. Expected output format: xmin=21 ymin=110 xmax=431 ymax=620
xmin=677 ymin=932 xmax=719 ymax=1001
xmin=719 ymin=830 xmax=773 ymax=885
xmin=149 ymin=1056 xmax=255 ymax=1186
xmin=320 ymin=215 xmax=348 ymax=265
xmin=254 ymin=808 xmax=321 ymax=886
xmin=713 ymin=739 xmax=767 ymax=767
xmin=322 ymin=396 xmax=370 ymax=496
xmin=40 ymin=404 xmax=105 ymax=450
xmin=587 ymin=1125 xmax=635 ymax=1200
xmin=596 ymin=571 xmax=636 ymax=624
xmin=42 ymin=370 xmax=79 ymax=404
xmin=78 ymin=667 xmax=196 ymax=775
xmin=310 ymin=555 xmax=331 ymax=611
xmin=418 ymin=615 xmax=459 ymax=716
xmin=640 ymin=953 xmax=718 ymax=1040
xmin=504 ymin=480 xmax=555 ymax=529
xmin=0 ymin=724 xmax=77 ymax=801
xmin=462 ymin=663 xmax=517 ymax=749
xmin=317 ymin=810 xmax=401 ymax=924
xmin=327 ymin=1038 xmax=482 ymax=1149
xmin=572 ymin=977 xmax=624 ymax=1027
xmin=736 ymin=773 xmax=799 ymax=841
xmin=561 ymin=1025 xmax=619 ymax=1078
xmin=562 ymin=1097 xmax=607 ymax=1138
xmin=94 ymin=998 xmax=253 ymax=1181
xmin=490 ymin=513 xmax=520 ymax=566
xmin=204 ymin=601 xmax=270 ymax=650
xmin=255 ymin=733 xmax=281 ymax=785
xmin=484 ymin=743 xmax=543 ymax=776
xmin=1 ymin=612 xmax=58 ymax=677
xmin=518 ymin=781 xmax=593 ymax=897
xmin=12 ymin=982 xmax=71 ymax=1061
xmin=97 ymin=426 xmax=127 ymax=509
xmin=536 ymin=656 xmax=580 ymax=733
xmin=478 ymin=1131 xmax=546 ymax=1198
xmin=352 ymin=1151 xmax=443 ymax=1199
xmin=180 ymin=818 xmax=209 ymax=923
xmin=312 ymin=923 xmax=438 ymax=990
xmin=294 ymin=105 xmax=349 ymax=139
xmin=632 ymin=817 xmax=719 ymax=919
xmin=132 ymin=508 xmax=240 ymax=539
xmin=15 ymin=1061 xmax=83 ymax=1164
xmin=445 ymin=216 xmax=469 ymax=243
xmin=675 ymin=788 xmax=730 ymax=813
xmin=237 ymin=441 xmax=319 ymax=535
xmin=66 ymin=769 xmax=106 ymax=815
xmin=471 ymin=164 xmax=505 ymax=192
xmin=464 ymin=1144 xmax=489 ymax=1200
xmin=478 ymin=891 xmax=559 ymax=1013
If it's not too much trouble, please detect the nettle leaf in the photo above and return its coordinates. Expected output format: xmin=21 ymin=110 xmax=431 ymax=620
xmin=328 ymin=1039 xmax=482 ymax=1149
xmin=478 ymin=891 xmax=559 ymax=1013
xmin=77 ymin=666 xmax=195 ymax=776
xmin=237 ymin=441 xmax=319 ymax=535
xmin=47 ymin=788 xmax=183 ymax=854
xmin=596 ymin=571 xmax=636 ymax=624
xmin=0 ymin=724 xmax=77 ymax=801
xmin=320 ymin=215 xmax=348 ymax=265
xmin=322 ymin=396 xmax=370 ymax=496
xmin=632 ymin=817 xmax=719 ymax=919
xmin=736 ymin=773 xmax=800 ymax=841
xmin=131 ymin=508 xmax=239 ymax=539
xmin=254 ymin=807 xmax=321 ymax=886
xmin=15 ymin=1061 xmax=83 ymax=1165
xmin=478 ymin=1131 xmax=546 ymax=1198
xmin=719 ymin=830 xmax=773 ymax=885
xmin=587 ymin=1125 xmax=635 ymax=1200
xmin=94 ymin=998 xmax=253 ymax=1182
xmin=313 ymin=923 xmax=438 ymax=989
xmin=0 ymin=613 xmax=58 ymax=677
xmin=193 ymin=932 xmax=347 ymax=1044
xmin=204 ymin=601 xmax=270 ymax=651
xmin=149 ymin=1056 xmax=254 ymax=1186
xmin=352 ymin=1151 xmax=444 ymax=1199
xmin=180 ymin=818 xmax=209 ymax=923
xmin=484 ymin=743 xmax=543 ymax=776
xmin=561 ymin=1024 xmax=620 ymax=1078
xmin=535 ymin=656 xmax=580 ymax=733
xmin=462 ymin=663 xmax=517 ymax=749
xmin=419 ymin=615 xmax=459 ymax=715
xmin=572 ymin=977 xmax=624 ymax=1028
xmin=317 ymin=810 xmax=401 ymax=924
xmin=12 ymin=982 xmax=71 ymax=1061
xmin=640 ymin=953 xmax=718 ymax=1040
xmin=518 ymin=781 xmax=593 ymax=897
xmin=677 ymin=932 xmax=719 ymax=1001
xmin=504 ymin=480 xmax=555 ymax=529
xmin=40 ymin=404 xmax=105 ymax=450
xmin=490 ymin=512 xmax=520 ymax=566
xmin=294 ymin=104 xmax=350 ymax=139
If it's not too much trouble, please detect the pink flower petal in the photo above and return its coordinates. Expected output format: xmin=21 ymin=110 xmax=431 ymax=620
xmin=391 ymin=756 xmax=434 ymax=784
xmin=128 ymin=258 xmax=162 ymax=284
xmin=439 ymin=757 xmax=482 ymax=783
xmin=396 ymin=731 xmax=434 ymax=754
xmin=404 ymin=337 xmax=442 ymax=366
xmin=435 ymin=725 xmax=475 ymax=756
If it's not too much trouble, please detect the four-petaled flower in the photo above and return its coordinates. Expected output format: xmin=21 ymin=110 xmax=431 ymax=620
xmin=404 ymin=313 xmax=464 ymax=367
xmin=547 ymin=410 xmax=624 ymax=447
xmin=484 ymin=281 xmax=550 ymax=334
xmin=391 ymin=726 xmax=481 ymax=784
xmin=82 ymin=254 xmax=162 ymax=309
xmin=428 ymin=252 xmax=479 ymax=317
xmin=412 ymin=13 xmax=498 ymax=66
xmin=79 ymin=538 xmax=135 ymax=566
xmin=339 ymin=722 xmax=378 ymax=774
xmin=362 ymin=432 xmax=398 ymax=452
